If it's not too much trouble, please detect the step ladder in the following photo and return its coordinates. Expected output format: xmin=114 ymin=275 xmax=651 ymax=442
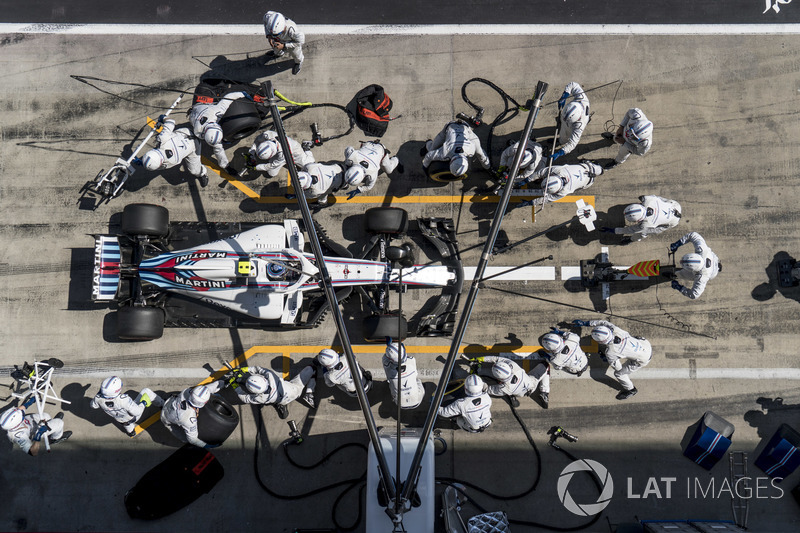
xmin=729 ymin=450 xmax=749 ymax=528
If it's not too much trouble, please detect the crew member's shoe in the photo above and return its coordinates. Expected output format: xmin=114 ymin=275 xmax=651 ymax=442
xmin=292 ymin=63 xmax=302 ymax=75
xmin=539 ymin=392 xmax=549 ymax=409
xmin=51 ymin=431 xmax=72 ymax=444
xmin=616 ymin=387 xmax=638 ymax=401
xmin=601 ymin=132 xmax=614 ymax=140
xmin=198 ymin=173 xmax=209 ymax=188
xmin=275 ymin=404 xmax=289 ymax=420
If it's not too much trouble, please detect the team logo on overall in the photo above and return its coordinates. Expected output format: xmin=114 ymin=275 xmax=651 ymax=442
xmin=557 ymin=459 xmax=614 ymax=516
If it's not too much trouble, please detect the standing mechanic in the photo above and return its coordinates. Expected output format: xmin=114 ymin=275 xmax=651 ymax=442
xmin=422 ymin=119 xmax=490 ymax=179
xmin=474 ymin=355 xmax=550 ymax=409
xmin=342 ymin=140 xmax=402 ymax=198
xmin=601 ymin=195 xmax=682 ymax=242
xmin=296 ymin=162 xmax=345 ymax=205
xmin=188 ymin=90 xmax=249 ymax=175
xmin=383 ymin=341 xmax=425 ymax=410
xmin=1 ymin=401 xmax=71 ymax=456
xmin=437 ymin=374 xmax=492 ymax=433
xmin=669 ymin=232 xmax=722 ymax=299
xmin=528 ymin=161 xmax=604 ymax=203
xmin=263 ymin=11 xmax=305 ymax=75
xmin=316 ymin=349 xmax=373 ymax=397
xmin=91 ymin=376 xmax=164 ymax=437
xmin=161 ymin=384 xmax=221 ymax=449
xmin=246 ymin=129 xmax=315 ymax=178
xmin=138 ymin=118 xmax=209 ymax=187
xmin=540 ymin=327 xmax=589 ymax=376
xmin=602 ymin=108 xmax=653 ymax=169
xmin=551 ymin=82 xmax=591 ymax=162
xmin=222 ymin=364 xmax=316 ymax=420
xmin=573 ymin=320 xmax=653 ymax=400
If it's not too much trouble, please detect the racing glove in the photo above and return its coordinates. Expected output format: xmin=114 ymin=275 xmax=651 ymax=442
xmin=550 ymin=327 xmax=566 ymax=336
xmin=132 ymin=157 xmax=143 ymax=167
xmin=671 ymin=280 xmax=683 ymax=291
xmin=22 ymin=396 xmax=36 ymax=409
xmin=550 ymin=149 xmax=565 ymax=162
xmin=669 ymin=241 xmax=682 ymax=253
xmin=571 ymin=320 xmax=590 ymax=327
xmin=558 ymin=91 xmax=569 ymax=110
xmin=33 ymin=424 xmax=49 ymax=441
xmin=347 ymin=189 xmax=361 ymax=200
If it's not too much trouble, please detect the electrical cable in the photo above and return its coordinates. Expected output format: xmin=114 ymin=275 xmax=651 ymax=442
xmin=251 ymin=409 xmax=368 ymax=531
xmin=460 ymin=77 xmax=523 ymax=170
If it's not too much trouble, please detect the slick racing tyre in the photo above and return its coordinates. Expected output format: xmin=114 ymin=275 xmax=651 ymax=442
xmin=364 ymin=207 xmax=408 ymax=235
xmin=197 ymin=396 xmax=240 ymax=446
xmin=121 ymin=204 xmax=169 ymax=238
xmin=219 ymin=98 xmax=261 ymax=142
xmin=427 ymin=160 xmax=465 ymax=182
xmin=363 ymin=314 xmax=408 ymax=342
xmin=117 ymin=306 xmax=165 ymax=341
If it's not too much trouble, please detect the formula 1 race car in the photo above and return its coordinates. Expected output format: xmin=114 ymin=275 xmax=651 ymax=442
xmin=91 ymin=204 xmax=463 ymax=341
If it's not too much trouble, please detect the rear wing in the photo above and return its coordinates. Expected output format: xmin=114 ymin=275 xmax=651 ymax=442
xmin=92 ymin=236 xmax=121 ymax=301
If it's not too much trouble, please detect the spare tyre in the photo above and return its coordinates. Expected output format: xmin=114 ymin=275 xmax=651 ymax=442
xmin=117 ymin=306 xmax=165 ymax=341
xmin=219 ymin=98 xmax=261 ymax=142
xmin=364 ymin=207 xmax=408 ymax=235
xmin=121 ymin=203 xmax=169 ymax=238
xmin=197 ymin=396 xmax=239 ymax=446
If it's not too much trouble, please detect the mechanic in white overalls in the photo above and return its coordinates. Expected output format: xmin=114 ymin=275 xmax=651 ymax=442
xmin=140 ymin=119 xmax=209 ymax=187
xmin=161 ymin=385 xmax=218 ymax=449
xmin=602 ymin=195 xmax=682 ymax=242
xmin=603 ymin=108 xmax=652 ymax=169
xmin=297 ymin=162 xmax=345 ymax=206
xmin=479 ymin=355 xmax=550 ymax=409
xmin=1 ymin=404 xmax=71 ymax=456
xmin=230 ymin=365 xmax=316 ymax=419
xmin=263 ymin=11 xmax=305 ymax=75
xmin=342 ymin=140 xmax=401 ymax=198
xmin=531 ymin=161 xmax=604 ymax=203
xmin=91 ymin=376 xmax=164 ymax=437
xmin=551 ymin=81 xmax=591 ymax=162
xmin=422 ymin=120 xmax=490 ymax=178
xmin=383 ymin=342 xmax=425 ymax=409
xmin=670 ymin=232 xmax=721 ymax=299
xmin=316 ymin=349 xmax=373 ymax=396
xmin=499 ymin=140 xmax=544 ymax=185
xmin=438 ymin=374 xmax=493 ymax=433
xmin=188 ymin=90 xmax=248 ymax=172
xmin=247 ymin=130 xmax=315 ymax=178
xmin=540 ymin=329 xmax=589 ymax=376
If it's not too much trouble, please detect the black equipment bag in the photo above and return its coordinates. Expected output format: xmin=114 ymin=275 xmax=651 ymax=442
xmin=355 ymin=84 xmax=393 ymax=137
xmin=125 ymin=444 xmax=224 ymax=520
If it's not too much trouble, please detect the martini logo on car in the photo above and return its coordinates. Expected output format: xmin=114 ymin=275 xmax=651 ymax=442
xmin=174 ymin=251 xmax=228 ymax=264
xmin=174 ymin=276 xmax=226 ymax=289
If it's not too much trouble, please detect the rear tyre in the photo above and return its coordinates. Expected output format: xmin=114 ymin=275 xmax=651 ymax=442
xmin=197 ymin=396 xmax=240 ymax=445
xmin=364 ymin=207 xmax=408 ymax=235
xmin=219 ymin=98 xmax=261 ymax=142
xmin=121 ymin=204 xmax=169 ymax=237
xmin=363 ymin=314 xmax=408 ymax=342
xmin=117 ymin=306 xmax=165 ymax=341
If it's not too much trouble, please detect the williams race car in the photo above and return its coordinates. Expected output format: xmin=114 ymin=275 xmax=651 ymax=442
xmin=92 ymin=204 xmax=463 ymax=341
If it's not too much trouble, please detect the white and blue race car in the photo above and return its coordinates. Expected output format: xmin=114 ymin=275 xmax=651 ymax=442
xmin=92 ymin=204 xmax=463 ymax=341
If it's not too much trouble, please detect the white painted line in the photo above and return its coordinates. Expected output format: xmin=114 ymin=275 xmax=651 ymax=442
xmin=33 ymin=366 xmax=800 ymax=380
xmin=561 ymin=266 xmax=582 ymax=281
xmin=3 ymin=23 xmax=800 ymax=36
xmin=464 ymin=266 xmax=555 ymax=281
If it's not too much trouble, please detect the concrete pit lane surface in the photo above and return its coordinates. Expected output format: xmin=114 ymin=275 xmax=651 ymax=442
xmin=1 ymin=14 xmax=800 ymax=533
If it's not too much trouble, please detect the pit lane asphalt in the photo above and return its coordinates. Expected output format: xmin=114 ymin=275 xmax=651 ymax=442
xmin=1 ymin=27 xmax=800 ymax=533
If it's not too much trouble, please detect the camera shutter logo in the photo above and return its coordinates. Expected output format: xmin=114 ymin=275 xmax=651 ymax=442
xmin=557 ymin=459 xmax=614 ymax=516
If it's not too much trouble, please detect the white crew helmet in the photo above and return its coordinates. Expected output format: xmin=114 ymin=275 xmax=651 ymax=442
xmin=491 ymin=360 xmax=514 ymax=382
xmin=344 ymin=166 xmax=366 ymax=188
xmin=449 ymin=155 xmax=469 ymax=177
xmin=591 ymin=325 xmax=614 ymax=345
xmin=100 ymin=376 xmax=123 ymax=399
xmin=296 ymin=171 xmax=312 ymax=190
xmin=143 ymin=149 xmax=166 ymax=171
xmin=189 ymin=385 xmax=211 ymax=408
xmin=245 ymin=375 xmax=270 ymax=395
xmin=263 ymin=11 xmax=286 ymax=36
xmin=255 ymin=140 xmax=278 ymax=161
xmin=317 ymin=349 xmax=340 ymax=368
xmin=520 ymin=149 xmax=534 ymax=169
xmin=545 ymin=175 xmax=565 ymax=195
xmin=624 ymin=119 xmax=653 ymax=143
xmin=464 ymin=374 xmax=485 ymax=397
xmin=203 ymin=122 xmax=223 ymax=146
xmin=624 ymin=203 xmax=647 ymax=224
xmin=541 ymin=332 xmax=565 ymax=353
xmin=681 ymin=253 xmax=704 ymax=273
xmin=562 ymin=101 xmax=584 ymax=127
xmin=0 ymin=408 xmax=24 ymax=431
xmin=385 ymin=342 xmax=407 ymax=364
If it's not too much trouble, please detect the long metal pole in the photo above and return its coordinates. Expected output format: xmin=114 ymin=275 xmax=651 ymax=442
xmin=262 ymin=81 xmax=396 ymax=503
xmin=400 ymin=80 xmax=549 ymax=505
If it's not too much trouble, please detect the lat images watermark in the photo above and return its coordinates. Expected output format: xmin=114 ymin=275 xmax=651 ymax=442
xmin=557 ymin=460 xmax=786 ymax=517
xmin=764 ymin=0 xmax=792 ymax=14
